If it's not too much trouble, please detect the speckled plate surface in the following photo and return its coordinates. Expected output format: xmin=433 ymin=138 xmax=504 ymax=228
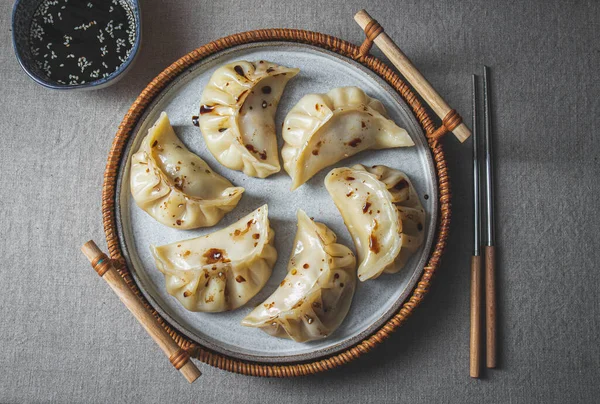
xmin=115 ymin=42 xmax=438 ymax=363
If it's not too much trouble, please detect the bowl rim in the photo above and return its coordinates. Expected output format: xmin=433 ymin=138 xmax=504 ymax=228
xmin=11 ymin=0 xmax=142 ymax=90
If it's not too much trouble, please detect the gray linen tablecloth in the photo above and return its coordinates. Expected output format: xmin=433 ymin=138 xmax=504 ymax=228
xmin=1 ymin=0 xmax=599 ymax=402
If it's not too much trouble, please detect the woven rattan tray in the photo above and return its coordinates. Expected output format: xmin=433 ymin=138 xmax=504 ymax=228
xmin=101 ymin=27 xmax=453 ymax=377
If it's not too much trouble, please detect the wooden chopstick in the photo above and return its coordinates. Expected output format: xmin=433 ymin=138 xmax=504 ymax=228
xmin=483 ymin=66 xmax=497 ymax=368
xmin=485 ymin=245 xmax=496 ymax=368
xmin=470 ymin=255 xmax=483 ymax=377
xmin=470 ymin=75 xmax=483 ymax=378
xmin=354 ymin=9 xmax=472 ymax=143
xmin=81 ymin=241 xmax=202 ymax=383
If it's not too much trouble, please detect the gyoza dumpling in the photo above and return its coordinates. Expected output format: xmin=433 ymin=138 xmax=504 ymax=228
xmin=281 ymin=87 xmax=414 ymax=190
xmin=131 ymin=112 xmax=244 ymax=229
xmin=151 ymin=205 xmax=277 ymax=312
xmin=242 ymin=210 xmax=356 ymax=342
xmin=325 ymin=164 xmax=425 ymax=281
xmin=198 ymin=60 xmax=299 ymax=178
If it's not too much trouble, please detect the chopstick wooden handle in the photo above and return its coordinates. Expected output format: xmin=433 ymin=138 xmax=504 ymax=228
xmin=354 ymin=9 xmax=471 ymax=143
xmin=470 ymin=255 xmax=483 ymax=378
xmin=485 ymin=245 xmax=497 ymax=368
xmin=81 ymin=240 xmax=201 ymax=383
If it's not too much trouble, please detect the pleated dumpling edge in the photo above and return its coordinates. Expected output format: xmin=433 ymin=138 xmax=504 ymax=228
xmin=151 ymin=205 xmax=277 ymax=312
xmin=325 ymin=164 xmax=425 ymax=281
xmin=282 ymin=86 xmax=414 ymax=190
xmin=130 ymin=112 xmax=244 ymax=229
xmin=242 ymin=209 xmax=356 ymax=342
xmin=198 ymin=60 xmax=299 ymax=178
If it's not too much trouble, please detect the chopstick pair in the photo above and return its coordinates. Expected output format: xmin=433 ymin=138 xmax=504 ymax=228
xmin=470 ymin=66 xmax=497 ymax=378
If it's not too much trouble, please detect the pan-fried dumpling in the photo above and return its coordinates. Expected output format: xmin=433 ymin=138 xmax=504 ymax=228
xmin=242 ymin=210 xmax=356 ymax=342
xmin=325 ymin=164 xmax=425 ymax=281
xmin=151 ymin=205 xmax=277 ymax=312
xmin=198 ymin=60 xmax=299 ymax=178
xmin=131 ymin=112 xmax=244 ymax=229
xmin=281 ymin=87 xmax=414 ymax=190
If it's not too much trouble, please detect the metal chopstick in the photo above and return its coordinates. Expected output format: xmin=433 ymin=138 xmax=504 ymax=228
xmin=470 ymin=75 xmax=483 ymax=378
xmin=483 ymin=65 xmax=497 ymax=368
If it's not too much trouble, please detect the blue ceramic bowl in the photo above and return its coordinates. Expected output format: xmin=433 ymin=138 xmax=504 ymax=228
xmin=12 ymin=0 xmax=141 ymax=90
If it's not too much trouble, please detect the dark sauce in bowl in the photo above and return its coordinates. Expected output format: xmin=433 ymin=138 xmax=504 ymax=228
xmin=29 ymin=0 xmax=136 ymax=85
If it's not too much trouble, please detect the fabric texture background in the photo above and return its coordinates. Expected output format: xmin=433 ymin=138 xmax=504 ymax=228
xmin=1 ymin=0 xmax=598 ymax=402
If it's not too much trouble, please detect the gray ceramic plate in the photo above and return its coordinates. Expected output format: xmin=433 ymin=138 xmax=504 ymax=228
xmin=115 ymin=42 xmax=438 ymax=363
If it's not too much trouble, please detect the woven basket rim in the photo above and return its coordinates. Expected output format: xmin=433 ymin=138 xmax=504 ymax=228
xmin=102 ymin=28 xmax=451 ymax=377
